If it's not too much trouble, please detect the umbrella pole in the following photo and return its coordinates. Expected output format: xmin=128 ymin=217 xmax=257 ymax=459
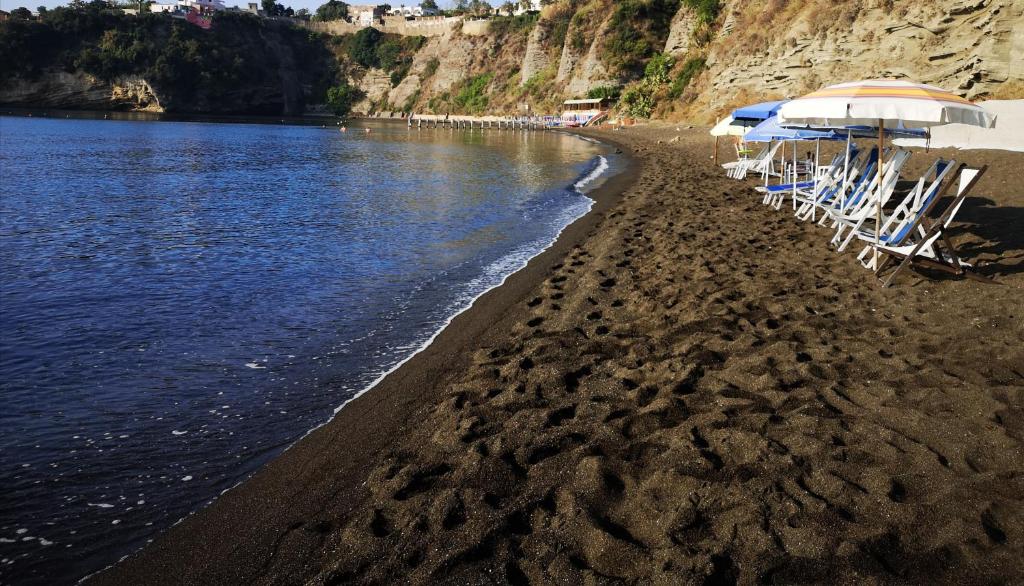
xmin=812 ymin=138 xmax=820 ymax=219
xmin=843 ymin=130 xmax=851 ymax=209
xmin=875 ymin=119 xmax=884 ymax=272
xmin=792 ymin=140 xmax=797 ymax=210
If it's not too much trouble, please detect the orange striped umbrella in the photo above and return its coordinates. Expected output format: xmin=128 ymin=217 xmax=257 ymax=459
xmin=777 ymin=80 xmax=996 ymax=128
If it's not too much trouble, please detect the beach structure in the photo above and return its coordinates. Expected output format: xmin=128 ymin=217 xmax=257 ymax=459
xmin=778 ymin=80 xmax=997 ymax=271
xmin=561 ymin=98 xmax=613 ymax=127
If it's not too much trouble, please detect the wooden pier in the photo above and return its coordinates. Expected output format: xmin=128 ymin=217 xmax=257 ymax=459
xmin=408 ymin=114 xmax=553 ymax=131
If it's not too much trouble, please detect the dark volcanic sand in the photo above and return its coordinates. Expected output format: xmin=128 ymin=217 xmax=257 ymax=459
xmin=92 ymin=127 xmax=1023 ymax=585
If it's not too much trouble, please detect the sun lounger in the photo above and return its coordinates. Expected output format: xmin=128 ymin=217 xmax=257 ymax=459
xmin=723 ymin=141 xmax=782 ymax=180
xmin=847 ymin=158 xmax=956 ymax=269
xmin=828 ymin=149 xmax=912 ymax=251
xmin=786 ymin=150 xmax=860 ymax=216
xmin=873 ymin=165 xmax=990 ymax=286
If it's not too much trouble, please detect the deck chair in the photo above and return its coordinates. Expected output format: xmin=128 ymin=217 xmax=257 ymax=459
xmin=810 ymin=148 xmax=881 ymax=225
xmin=828 ymin=149 xmax=912 ymax=251
xmin=848 ymin=158 xmax=956 ymax=269
xmin=787 ymin=150 xmax=862 ymax=217
xmin=874 ymin=165 xmax=989 ymax=287
xmin=722 ymin=143 xmax=766 ymax=177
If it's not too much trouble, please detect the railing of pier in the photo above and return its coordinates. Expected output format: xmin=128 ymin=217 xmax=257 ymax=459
xmin=407 ymin=114 xmax=557 ymax=131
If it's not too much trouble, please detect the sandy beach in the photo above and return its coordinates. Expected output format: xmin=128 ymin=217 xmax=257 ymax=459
xmin=92 ymin=126 xmax=1024 ymax=584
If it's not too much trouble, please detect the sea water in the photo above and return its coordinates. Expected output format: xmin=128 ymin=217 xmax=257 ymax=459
xmin=0 ymin=115 xmax=620 ymax=584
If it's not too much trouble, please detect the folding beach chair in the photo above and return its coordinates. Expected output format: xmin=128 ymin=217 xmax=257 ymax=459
xmin=828 ymin=149 xmax=912 ymax=251
xmin=849 ymin=158 xmax=956 ymax=269
xmin=785 ymin=150 xmax=860 ymax=216
xmin=722 ymin=143 xmax=766 ymax=177
xmin=874 ymin=165 xmax=990 ymax=287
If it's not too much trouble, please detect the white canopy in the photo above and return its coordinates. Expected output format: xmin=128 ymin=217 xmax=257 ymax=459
xmin=894 ymin=100 xmax=1024 ymax=152
xmin=778 ymin=80 xmax=997 ymax=129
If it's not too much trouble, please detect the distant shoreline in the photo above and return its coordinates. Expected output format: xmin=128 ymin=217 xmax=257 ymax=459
xmin=0 ymin=107 xmax=351 ymax=126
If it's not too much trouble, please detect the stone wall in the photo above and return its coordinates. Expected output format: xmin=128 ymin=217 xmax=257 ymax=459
xmin=297 ymin=16 xmax=460 ymax=37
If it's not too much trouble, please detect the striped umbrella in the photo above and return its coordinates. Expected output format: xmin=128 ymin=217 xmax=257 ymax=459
xmin=777 ymin=80 xmax=996 ymax=272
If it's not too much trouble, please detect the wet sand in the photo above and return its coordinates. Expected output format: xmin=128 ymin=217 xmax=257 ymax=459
xmin=93 ymin=126 xmax=1024 ymax=584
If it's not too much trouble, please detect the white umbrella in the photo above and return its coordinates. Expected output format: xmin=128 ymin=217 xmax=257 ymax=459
xmin=778 ymin=80 xmax=997 ymax=271
xmin=710 ymin=115 xmax=749 ymax=137
xmin=710 ymin=115 xmax=751 ymax=165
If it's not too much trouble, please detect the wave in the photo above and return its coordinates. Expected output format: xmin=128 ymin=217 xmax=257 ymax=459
xmin=573 ymin=155 xmax=609 ymax=192
xmin=84 ymin=141 xmax=622 ymax=585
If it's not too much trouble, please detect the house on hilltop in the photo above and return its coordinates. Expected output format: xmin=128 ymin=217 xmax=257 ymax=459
xmin=349 ymin=4 xmax=386 ymax=25
xmin=149 ymin=0 xmax=225 ymax=14
xmin=388 ymin=4 xmax=439 ymax=18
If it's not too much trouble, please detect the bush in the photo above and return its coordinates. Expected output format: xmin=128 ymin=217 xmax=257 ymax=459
xmin=644 ymin=52 xmax=673 ymax=84
xmin=586 ymin=85 xmax=621 ymax=100
xmin=452 ymin=72 xmax=492 ymax=113
xmin=326 ymin=80 xmax=362 ymax=115
xmin=422 ymin=57 xmax=439 ymax=78
xmin=620 ymin=80 xmax=656 ymax=118
xmin=340 ymin=27 xmax=423 ymax=86
xmin=682 ymin=0 xmax=720 ymax=25
xmin=668 ymin=56 xmax=704 ymax=99
xmin=601 ymin=0 xmax=680 ymax=77
xmin=488 ymin=12 xmax=538 ymax=37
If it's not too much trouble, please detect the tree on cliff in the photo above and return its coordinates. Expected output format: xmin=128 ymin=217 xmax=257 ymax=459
xmin=312 ymin=0 xmax=347 ymax=22
xmin=326 ymin=81 xmax=362 ymax=116
xmin=260 ymin=0 xmax=294 ymax=16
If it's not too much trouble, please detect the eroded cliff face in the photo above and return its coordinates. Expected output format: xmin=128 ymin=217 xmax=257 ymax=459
xmin=349 ymin=0 xmax=1023 ymax=120
xmin=685 ymin=0 xmax=1024 ymax=120
xmin=0 ymin=71 xmax=162 ymax=111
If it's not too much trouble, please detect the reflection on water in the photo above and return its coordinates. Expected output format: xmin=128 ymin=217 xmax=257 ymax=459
xmin=0 ymin=115 xmax=619 ymax=584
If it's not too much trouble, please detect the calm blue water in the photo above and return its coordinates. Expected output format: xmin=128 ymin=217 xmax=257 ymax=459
xmin=0 ymin=115 xmax=618 ymax=584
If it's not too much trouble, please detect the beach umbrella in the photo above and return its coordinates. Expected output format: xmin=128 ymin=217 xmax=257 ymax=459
xmin=732 ymin=100 xmax=789 ymax=124
xmin=744 ymin=115 xmax=843 ymax=201
xmin=710 ymin=115 xmax=750 ymax=164
xmin=778 ymin=80 xmax=997 ymax=271
xmin=710 ymin=115 xmax=750 ymax=137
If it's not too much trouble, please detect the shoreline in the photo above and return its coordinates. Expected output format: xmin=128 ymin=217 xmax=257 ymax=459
xmin=91 ymin=125 xmax=1024 ymax=584
xmin=88 ymin=132 xmax=640 ymax=585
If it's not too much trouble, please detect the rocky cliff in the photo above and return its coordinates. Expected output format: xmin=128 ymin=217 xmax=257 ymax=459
xmin=3 ymin=0 xmax=1021 ymax=119
xmin=0 ymin=9 xmax=336 ymax=115
xmin=682 ymin=0 xmax=1024 ymax=120
xmin=0 ymin=71 xmax=161 ymax=111
xmin=343 ymin=0 xmax=1023 ymax=121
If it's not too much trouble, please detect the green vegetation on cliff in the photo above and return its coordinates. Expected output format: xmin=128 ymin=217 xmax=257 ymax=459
xmin=0 ymin=2 xmax=338 ymax=114
xmin=331 ymin=27 xmax=425 ymax=87
xmin=601 ymin=0 xmax=680 ymax=77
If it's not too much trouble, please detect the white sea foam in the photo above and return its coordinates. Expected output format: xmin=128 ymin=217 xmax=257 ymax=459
xmin=83 ymin=137 xmax=620 ymax=586
xmin=573 ymin=156 xmax=609 ymax=192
